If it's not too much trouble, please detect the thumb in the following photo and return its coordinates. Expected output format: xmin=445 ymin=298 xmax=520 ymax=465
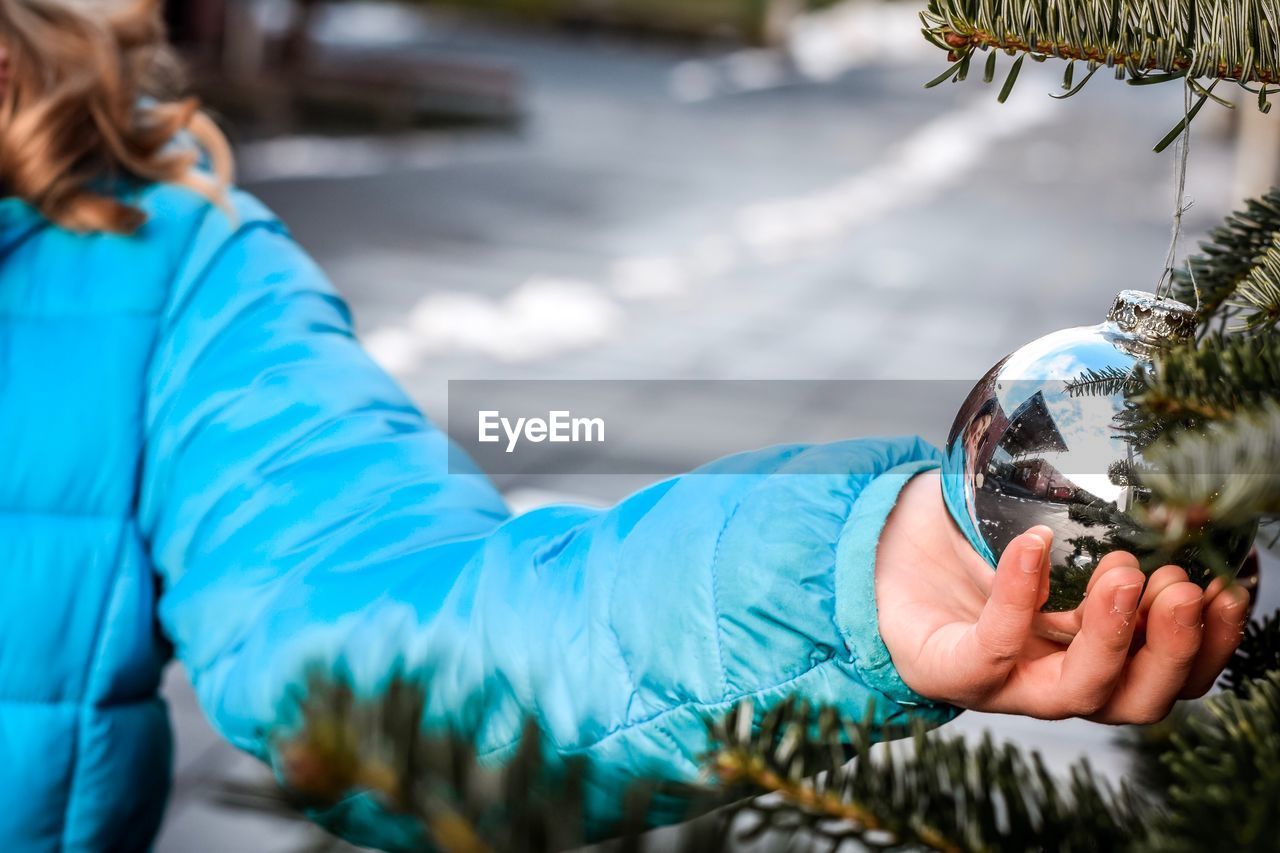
xmin=960 ymin=527 xmax=1052 ymax=689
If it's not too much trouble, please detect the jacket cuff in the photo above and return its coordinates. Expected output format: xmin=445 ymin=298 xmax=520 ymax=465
xmin=834 ymin=458 xmax=960 ymax=721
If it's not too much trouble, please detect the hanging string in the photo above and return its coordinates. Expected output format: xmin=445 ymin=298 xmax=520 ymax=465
xmin=1157 ymin=83 xmax=1195 ymax=300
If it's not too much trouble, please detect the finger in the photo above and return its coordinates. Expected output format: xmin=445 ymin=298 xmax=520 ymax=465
xmin=1133 ymin=564 xmax=1191 ymax=643
xmin=1139 ymin=564 xmax=1189 ymax=619
xmin=1237 ymin=550 xmax=1261 ymax=619
xmin=1055 ymin=563 xmax=1146 ymax=716
xmin=1180 ymin=583 xmax=1250 ymax=699
xmin=1202 ymin=574 xmax=1228 ymax=604
xmin=1094 ymin=582 xmax=1204 ymax=725
xmin=950 ymin=527 xmax=1051 ymax=699
xmin=1084 ymin=550 xmax=1144 ymax=597
xmin=1035 ymin=534 xmax=1052 ymax=611
xmin=1055 ymin=551 xmax=1146 ymax=643
xmin=1032 ymin=608 xmax=1083 ymax=645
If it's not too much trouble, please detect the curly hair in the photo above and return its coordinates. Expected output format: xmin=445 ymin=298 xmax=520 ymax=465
xmin=0 ymin=0 xmax=231 ymax=233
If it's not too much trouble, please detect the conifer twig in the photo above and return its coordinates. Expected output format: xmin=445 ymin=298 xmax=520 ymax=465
xmin=1173 ymin=188 xmax=1280 ymax=322
xmin=704 ymin=698 xmax=1146 ymax=852
xmin=920 ymin=1 xmax=1280 ymax=148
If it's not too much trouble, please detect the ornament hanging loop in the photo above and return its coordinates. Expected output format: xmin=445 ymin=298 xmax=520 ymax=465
xmin=1157 ymin=82 xmax=1196 ymax=300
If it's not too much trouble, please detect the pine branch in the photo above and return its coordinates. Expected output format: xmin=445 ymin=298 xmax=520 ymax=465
xmin=1114 ymin=703 xmax=1200 ymax=802
xmin=272 ymin=669 xmax=608 ymax=853
xmin=1221 ymin=609 xmax=1280 ymax=696
xmin=1110 ymin=333 xmax=1280 ymax=441
xmin=1173 ymin=188 xmax=1280 ymax=321
xmin=267 ymin=663 xmax=1280 ymax=853
xmin=920 ymin=1 xmax=1280 ymax=147
xmin=1060 ymin=338 xmax=1279 ymax=568
xmin=1148 ymin=335 xmax=1280 ymax=413
xmin=275 ymin=673 xmax=1156 ymax=852
xmin=1147 ymin=672 xmax=1280 ymax=851
xmin=704 ymin=698 xmax=1148 ymax=852
xmin=1054 ymin=338 xmax=1280 ymax=594
xmin=1138 ymin=400 xmax=1280 ymax=539
xmin=1228 ymin=241 xmax=1280 ymax=332
xmin=1261 ymin=517 xmax=1280 ymax=554
xmin=709 ymin=681 xmax=1280 ymax=853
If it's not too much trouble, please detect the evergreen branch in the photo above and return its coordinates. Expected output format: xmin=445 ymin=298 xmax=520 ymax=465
xmin=1228 ymin=239 xmax=1280 ymax=331
xmin=924 ymin=0 xmax=1280 ymax=83
xmin=705 ymin=698 xmax=1148 ymax=852
xmin=1121 ymin=333 xmax=1280 ymax=438
xmin=272 ymin=669 xmax=609 ymax=853
xmin=1221 ymin=609 xmax=1280 ymax=696
xmin=1138 ymin=400 xmax=1280 ymax=539
xmin=920 ymin=1 xmax=1280 ymax=142
xmin=712 ymin=683 xmax=1280 ymax=852
xmin=1261 ymin=516 xmax=1280 ymax=553
xmin=265 ymin=666 xmax=1280 ymax=853
xmin=1092 ymin=337 xmax=1280 ymax=577
xmin=1114 ymin=703 xmax=1199 ymax=801
xmin=1147 ymin=672 xmax=1280 ymax=850
xmin=1172 ymin=187 xmax=1280 ymax=320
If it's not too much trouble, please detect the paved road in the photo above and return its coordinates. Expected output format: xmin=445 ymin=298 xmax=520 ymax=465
xmin=156 ymin=3 xmax=1271 ymax=850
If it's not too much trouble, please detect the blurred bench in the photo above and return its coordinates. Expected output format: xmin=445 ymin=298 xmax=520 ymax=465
xmin=170 ymin=0 xmax=523 ymax=132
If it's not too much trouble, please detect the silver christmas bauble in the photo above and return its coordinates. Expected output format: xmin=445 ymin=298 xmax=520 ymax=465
xmin=942 ymin=290 xmax=1256 ymax=611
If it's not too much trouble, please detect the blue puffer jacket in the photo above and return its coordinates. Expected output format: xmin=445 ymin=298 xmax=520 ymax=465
xmin=0 ymin=182 xmax=957 ymax=851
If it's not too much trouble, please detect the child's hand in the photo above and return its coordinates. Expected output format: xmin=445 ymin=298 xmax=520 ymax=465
xmin=875 ymin=472 xmax=1251 ymax=723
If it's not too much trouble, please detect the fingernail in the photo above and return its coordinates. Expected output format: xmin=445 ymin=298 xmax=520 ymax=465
xmin=1220 ymin=594 xmax=1249 ymax=626
xmin=1173 ymin=598 xmax=1204 ymax=628
xmin=1019 ymin=539 xmax=1045 ymax=574
xmin=1113 ymin=583 xmax=1142 ymax=615
xmin=1027 ymin=525 xmax=1053 ymax=539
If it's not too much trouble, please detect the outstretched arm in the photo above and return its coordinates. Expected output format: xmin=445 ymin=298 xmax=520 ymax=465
xmin=139 ymin=195 xmax=956 ymax=849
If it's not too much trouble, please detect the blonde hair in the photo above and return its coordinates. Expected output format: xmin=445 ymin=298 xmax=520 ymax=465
xmin=0 ymin=0 xmax=232 ymax=234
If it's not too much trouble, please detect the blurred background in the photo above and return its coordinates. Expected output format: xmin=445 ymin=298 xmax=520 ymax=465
xmin=154 ymin=1 xmax=1280 ymax=848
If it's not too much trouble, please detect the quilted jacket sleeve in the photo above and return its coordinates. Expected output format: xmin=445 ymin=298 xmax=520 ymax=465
xmin=139 ymin=194 xmax=957 ymax=849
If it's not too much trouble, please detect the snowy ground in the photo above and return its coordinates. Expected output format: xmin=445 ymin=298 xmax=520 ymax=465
xmin=155 ymin=2 xmax=1274 ymax=849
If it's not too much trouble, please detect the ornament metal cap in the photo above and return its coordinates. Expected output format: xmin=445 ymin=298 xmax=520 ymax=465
xmin=1106 ymin=289 xmax=1196 ymax=345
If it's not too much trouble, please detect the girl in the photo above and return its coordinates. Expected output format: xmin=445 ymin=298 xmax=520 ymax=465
xmin=0 ymin=1 xmax=1248 ymax=850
